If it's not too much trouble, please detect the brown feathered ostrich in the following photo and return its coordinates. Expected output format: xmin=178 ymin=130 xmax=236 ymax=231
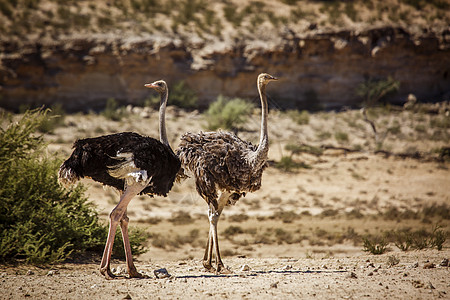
xmin=58 ymin=80 xmax=180 ymax=279
xmin=176 ymin=73 xmax=278 ymax=273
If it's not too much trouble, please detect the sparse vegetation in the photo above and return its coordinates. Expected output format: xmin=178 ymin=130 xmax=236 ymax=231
xmin=287 ymin=109 xmax=310 ymax=125
xmin=0 ymin=109 xmax=146 ymax=264
xmin=1 ymin=1 xmax=448 ymax=42
xmin=101 ymin=98 xmax=128 ymax=121
xmin=205 ymin=96 xmax=254 ymax=131
xmin=168 ymin=81 xmax=198 ymax=109
xmin=363 ymin=235 xmax=388 ymax=255
xmin=275 ymin=156 xmax=311 ymax=172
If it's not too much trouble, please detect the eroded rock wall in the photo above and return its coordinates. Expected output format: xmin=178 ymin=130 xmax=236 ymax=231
xmin=1 ymin=27 xmax=449 ymax=111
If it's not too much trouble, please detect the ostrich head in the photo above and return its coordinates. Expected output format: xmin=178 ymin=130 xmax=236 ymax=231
xmin=258 ymin=73 xmax=278 ymax=87
xmin=144 ymin=80 xmax=168 ymax=95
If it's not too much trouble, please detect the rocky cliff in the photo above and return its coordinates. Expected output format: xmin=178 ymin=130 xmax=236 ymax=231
xmin=1 ymin=26 xmax=449 ymax=112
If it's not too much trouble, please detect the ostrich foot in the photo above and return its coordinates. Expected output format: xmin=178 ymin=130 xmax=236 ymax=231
xmin=100 ymin=267 xmax=118 ymax=280
xmin=203 ymin=261 xmax=216 ymax=273
xmin=216 ymin=264 xmax=232 ymax=275
xmin=127 ymin=267 xmax=147 ymax=279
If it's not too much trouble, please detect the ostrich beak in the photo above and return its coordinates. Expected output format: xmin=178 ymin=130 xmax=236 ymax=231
xmin=144 ymin=83 xmax=156 ymax=89
xmin=271 ymin=76 xmax=279 ymax=81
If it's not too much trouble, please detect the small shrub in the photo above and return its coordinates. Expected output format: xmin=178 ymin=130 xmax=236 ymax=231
xmin=363 ymin=235 xmax=388 ymax=255
xmin=101 ymin=98 xmax=127 ymax=121
xmin=169 ymin=81 xmax=198 ymax=109
xmin=393 ymin=230 xmax=413 ymax=251
xmin=411 ymin=229 xmax=429 ymax=250
xmin=270 ymin=211 xmax=300 ymax=223
xmin=229 ymin=213 xmax=249 ymax=223
xmin=286 ymin=109 xmax=310 ymax=125
xmin=205 ymin=96 xmax=254 ymax=131
xmin=320 ymin=209 xmax=339 ymax=218
xmin=223 ymin=226 xmax=244 ymax=238
xmin=285 ymin=143 xmax=323 ymax=156
xmin=356 ymin=76 xmax=400 ymax=106
xmin=316 ymin=131 xmax=332 ymax=140
xmin=274 ymin=228 xmax=293 ymax=244
xmin=275 ymin=156 xmax=311 ymax=172
xmin=429 ymin=225 xmax=446 ymax=251
xmin=37 ymin=103 xmax=66 ymax=133
xmin=168 ymin=211 xmax=193 ymax=225
xmin=334 ymin=131 xmax=349 ymax=143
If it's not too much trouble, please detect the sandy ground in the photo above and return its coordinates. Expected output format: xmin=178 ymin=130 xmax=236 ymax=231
xmin=1 ymin=105 xmax=449 ymax=299
xmin=1 ymin=251 xmax=449 ymax=299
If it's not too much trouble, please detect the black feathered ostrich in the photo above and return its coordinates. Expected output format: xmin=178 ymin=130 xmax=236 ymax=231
xmin=176 ymin=73 xmax=278 ymax=273
xmin=58 ymin=80 xmax=180 ymax=279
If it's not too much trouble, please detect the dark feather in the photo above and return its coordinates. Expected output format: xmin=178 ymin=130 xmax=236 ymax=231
xmin=176 ymin=131 xmax=267 ymax=208
xmin=59 ymin=132 xmax=180 ymax=196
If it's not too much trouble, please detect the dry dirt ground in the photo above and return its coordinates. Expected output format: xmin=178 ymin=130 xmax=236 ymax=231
xmin=1 ymin=105 xmax=449 ymax=299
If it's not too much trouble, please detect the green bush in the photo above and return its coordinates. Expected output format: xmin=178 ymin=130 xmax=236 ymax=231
xmin=275 ymin=156 xmax=311 ymax=172
xmin=287 ymin=109 xmax=310 ymax=125
xmin=362 ymin=235 xmax=388 ymax=255
xmin=101 ymin=98 xmax=128 ymax=121
xmin=356 ymin=76 xmax=400 ymax=106
xmin=205 ymin=95 xmax=254 ymax=131
xmin=37 ymin=103 xmax=66 ymax=133
xmin=169 ymin=81 xmax=198 ymax=109
xmin=0 ymin=109 xmax=146 ymax=264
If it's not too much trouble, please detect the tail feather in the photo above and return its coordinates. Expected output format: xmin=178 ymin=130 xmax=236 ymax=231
xmin=58 ymin=145 xmax=84 ymax=187
xmin=58 ymin=163 xmax=80 ymax=187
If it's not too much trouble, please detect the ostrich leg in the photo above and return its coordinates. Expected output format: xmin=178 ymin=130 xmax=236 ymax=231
xmin=203 ymin=192 xmax=231 ymax=274
xmin=119 ymin=209 xmax=144 ymax=278
xmin=100 ymin=184 xmax=143 ymax=279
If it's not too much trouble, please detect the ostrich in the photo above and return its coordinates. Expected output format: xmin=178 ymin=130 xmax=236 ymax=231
xmin=176 ymin=73 xmax=278 ymax=273
xmin=58 ymin=80 xmax=180 ymax=279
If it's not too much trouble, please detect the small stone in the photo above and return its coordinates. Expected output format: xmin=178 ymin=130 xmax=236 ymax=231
xmin=423 ymin=263 xmax=435 ymax=269
xmin=46 ymin=270 xmax=59 ymax=276
xmin=427 ymin=282 xmax=435 ymax=290
xmin=240 ymin=264 xmax=250 ymax=272
xmin=115 ymin=266 xmax=126 ymax=275
xmin=439 ymin=259 xmax=449 ymax=267
xmin=348 ymin=272 xmax=358 ymax=279
xmin=270 ymin=282 xmax=278 ymax=288
xmin=367 ymin=272 xmax=373 ymax=276
xmin=90 ymin=284 xmax=97 ymax=289
xmin=123 ymin=293 xmax=132 ymax=299
xmin=26 ymin=270 xmax=34 ymax=276
xmin=282 ymin=265 xmax=292 ymax=270
xmin=412 ymin=280 xmax=424 ymax=288
xmin=322 ymin=265 xmax=328 ymax=269
xmin=409 ymin=262 xmax=419 ymax=269
xmin=154 ymin=268 xmax=170 ymax=279
xmin=366 ymin=263 xmax=375 ymax=268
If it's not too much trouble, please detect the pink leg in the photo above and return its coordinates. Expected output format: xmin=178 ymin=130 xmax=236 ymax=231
xmin=99 ymin=185 xmax=142 ymax=279
xmin=203 ymin=192 xmax=232 ymax=274
xmin=119 ymin=210 xmax=144 ymax=278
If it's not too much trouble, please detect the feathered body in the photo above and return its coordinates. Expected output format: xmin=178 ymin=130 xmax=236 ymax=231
xmin=59 ymin=132 xmax=180 ymax=196
xmin=58 ymin=80 xmax=180 ymax=279
xmin=176 ymin=73 xmax=278 ymax=273
xmin=177 ymin=131 xmax=267 ymax=209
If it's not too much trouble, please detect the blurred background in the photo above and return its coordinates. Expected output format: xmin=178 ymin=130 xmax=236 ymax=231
xmin=0 ymin=0 xmax=449 ymax=265
xmin=0 ymin=0 xmax=449 ymax=112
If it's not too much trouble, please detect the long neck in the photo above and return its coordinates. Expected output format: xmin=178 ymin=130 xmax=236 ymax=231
xmin=254 ymin=81 xmax=269 ymax=162
xmin=159 ymin=90 xmax=169 ymax=147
